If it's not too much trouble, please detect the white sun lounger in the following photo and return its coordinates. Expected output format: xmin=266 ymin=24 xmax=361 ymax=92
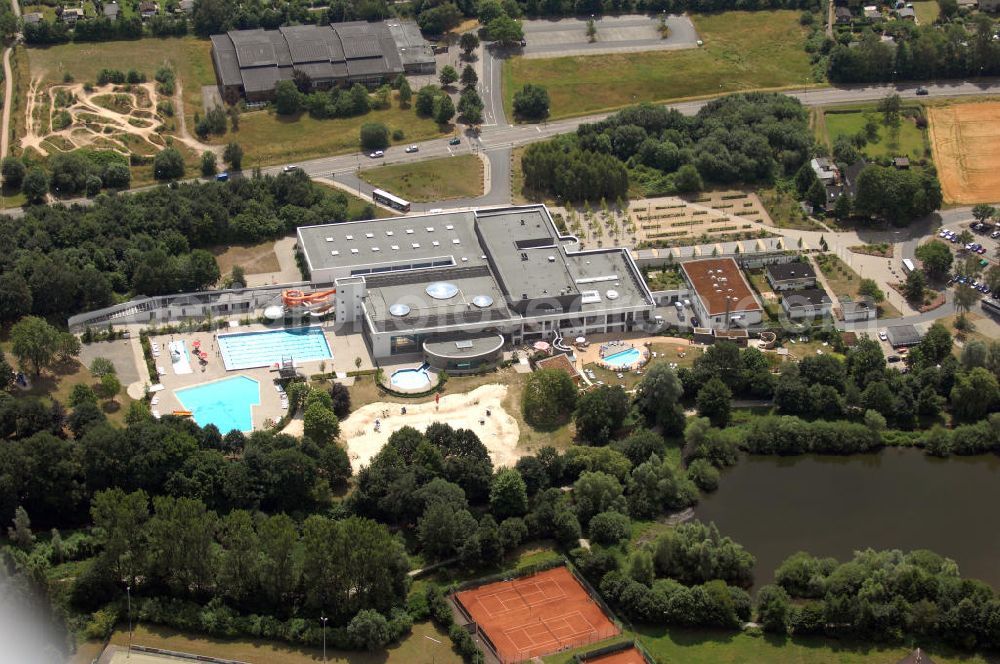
xmin=150 ymin=396 xmax=159 ymax=406
xmin=152 ymin=409 xmax=161 ymax=419
xmin=157 ymin=366 xmax=166 ymax=375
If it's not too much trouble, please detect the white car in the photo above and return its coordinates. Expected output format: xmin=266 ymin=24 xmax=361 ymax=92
xmin=405 ymin=145 xmax=419 ymax=153
xmin=878 ymin=330 xmax=888 ymax=341
xmin=369 ymin=150 xmax=385 ymax=158
xmin=282 ymin=164 xmax=300 ymax=173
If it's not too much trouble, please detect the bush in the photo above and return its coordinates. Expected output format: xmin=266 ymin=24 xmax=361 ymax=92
xmin=686 ymin=459 xmax=720 ymax=492
xmin=360 ymin=122 xmax=390 ymax=151
xmin=83 ymin=607 xmax=119 ymax=640
xmin=521 ymin=368 xmax=577 ymax=431
xmin=346 ymin=609 xmax=390 ymax=651
xmin=392 ymin=128 xmax=405 ymax=141
xmin=588 ymin=510 xmax=630 ymax=546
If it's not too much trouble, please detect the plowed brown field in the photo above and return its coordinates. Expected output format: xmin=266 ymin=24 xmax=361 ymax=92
xmin=928 ymin=102 xmax=1000 ymax=204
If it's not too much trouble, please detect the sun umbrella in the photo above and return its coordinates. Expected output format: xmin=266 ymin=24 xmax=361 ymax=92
xmin=533 ymin=341 xmax=551 ymax=352
xmin=575 ymin=336 xmax=586 ymax=344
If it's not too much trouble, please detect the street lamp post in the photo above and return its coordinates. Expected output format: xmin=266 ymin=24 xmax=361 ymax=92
xmin=126 ymin=585 xmax=133 ymax=658
xmin=321 ymin=616 xmax=328 ymax=662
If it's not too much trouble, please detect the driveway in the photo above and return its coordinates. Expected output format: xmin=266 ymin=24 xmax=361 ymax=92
xmin=519 ymin=14 xmax=698 ymax=59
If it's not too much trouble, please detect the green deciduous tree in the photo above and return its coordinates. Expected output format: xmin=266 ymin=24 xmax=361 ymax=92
xmin=635 ymin=362 xmax=684 ymax=431
xmin=360 ymin=122 xmax=390 ymax=150
xmin=439 ymin=65 xmax=458 ymax=87
xmin=574 ymin=385 xmax=629 ymax=445
xmin=153 ymin=148 xmax=185 ymax=180
xmin=274 ymin=80 xmax=303 ymax=115
xmin=23 ymin=167 xmax=49 ymax=203
xmin=10 ymin=316 xmax=61 ymax=376
xmin=757 ymin=584 xmax=792 ymax=633
xmin=858 ymin=278 xmax=885 ymax=303
xmin=696 ymin=377 xmax=732 ymax=427
xmin=489 ymin=468 xmax=528 ymax=520
xmin=904 ymin=269 xmax=926 ymax=301
xmin=512 ymin=83 xmax=549 ymax=121
xmin=201 ymin=151 xmax=217 ymax=176
xmin=915 ymin=240 xmax=954 ymax=278
xmin=459 ymin=31 xmax=480 ymax=55
xmin=303 ymin=401 xmax=340 ymax=444
xmin=521 ymin=368 xmax=578 ymax=431
xmin=223 ymin=142 xmax=243 ymax=171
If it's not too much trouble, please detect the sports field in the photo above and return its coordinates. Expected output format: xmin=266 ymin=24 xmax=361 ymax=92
xmin=503 ymin=11 xmax=813 ymax=120
xmin=928 ymin=101 xmax=1000 ymax=204
xmin=455 ymin=566 xmax=618 ymax=663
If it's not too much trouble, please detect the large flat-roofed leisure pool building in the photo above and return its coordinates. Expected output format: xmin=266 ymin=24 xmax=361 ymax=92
xmin=297 ymin=206 xmax=656 ymax=367
xmin=680 ymin=257 xmax=763 ymax=329
xmin=211 ymin=19 xmax=435 ymax=102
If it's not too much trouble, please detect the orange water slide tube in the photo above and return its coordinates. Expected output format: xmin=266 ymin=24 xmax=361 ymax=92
xmin=282 ymin=288 xmax=337 ymax=307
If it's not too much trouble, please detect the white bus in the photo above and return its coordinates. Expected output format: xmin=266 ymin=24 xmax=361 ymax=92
xmin=902 ymin=258 xmax=915 ymax=274
xmin=372 ymin=189 xmax=411 ymax=213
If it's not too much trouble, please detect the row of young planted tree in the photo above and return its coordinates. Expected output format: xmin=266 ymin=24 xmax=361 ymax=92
xmin=0 ymin=172 xmax=371 ymax=325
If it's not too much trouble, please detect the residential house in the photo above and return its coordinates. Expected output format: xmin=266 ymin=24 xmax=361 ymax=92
xmin=103 ymin=2 xmax=119 ymax=19
xmin=23 ymin=11 xmax=43 ymax=23
xmin=765 ymin=261 xmax=817 ymax=291
xmin=810 ymin=157 xmax=840 ymax=184
xmin=139 ymin=1 xmax=158 ymax=19
xmin=893 ymin=157 xmax=910 ymax=169
xmin=679 ymin=258 xmax=764 ymax=329
xmin=897 ymin=6 xmax=916 ymax=19
xmin=839 ymin=296 xmax=876 ymax=322
xmin=863 ymin=5 xmax=884 ymax=19
xmin=61 ymin=7 xmax=85 ymax=23
xmin=781 ymin=287 xmax=833 ymax=320
xmin=835 ymin=6 xmax=853 ymax=22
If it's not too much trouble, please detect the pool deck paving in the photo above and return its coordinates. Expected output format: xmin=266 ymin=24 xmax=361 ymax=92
xmin=139 ymin=322 xmax=375 ymax=432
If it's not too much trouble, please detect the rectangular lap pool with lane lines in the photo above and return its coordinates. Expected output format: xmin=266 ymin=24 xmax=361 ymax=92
xmin=217 ymin=327 xmax=333 ymax=370
xmin=175 ymin=375 xmax=261 ymax=433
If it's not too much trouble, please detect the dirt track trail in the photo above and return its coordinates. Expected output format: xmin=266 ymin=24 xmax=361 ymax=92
xmin=20 ymin=74 xmax=216 ymax=157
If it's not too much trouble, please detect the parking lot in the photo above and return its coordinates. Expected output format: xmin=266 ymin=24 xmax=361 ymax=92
xmin=938 ymin=220 xmax=999 ymax=297
xmin=519 ymin=14 xmax=699 ymax=59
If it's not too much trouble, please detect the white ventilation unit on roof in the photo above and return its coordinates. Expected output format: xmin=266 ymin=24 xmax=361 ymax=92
xmin=365 ymin=233 xmax=374 ymax=239
xmin=345 ymin=234 xmax=354 ymax=240
xmin=372 ymin=247 xmax=380 ymax=252
xmin=606 ymin=290 xmax=620 ymax=300
xmin=446 ymin=224 xmax=454 ymax=230
xmin=406 ymin=229 xmax=414 ymax=234
xmin=351 ymin=248 xmax=359 ymax=254
xmin=325 ymin=237 xmax=334 ymax=242
xmin=391 ymin=245 xmax=399 ymax=250
xmin=432 ymin=241 xmax=440 ymax=247
xmin=453 ymin=239 xmax=461 ymax=245
xmin=581 ymin=290 xmax=601 ymax=304
xmin=412 ymin=243 xmax=420 ymax=249
xmin=426 ymin=227 xmax=434 ymax=232
xmin=331 ymin=250 xmax=339 ymax=256
xmin=386 ymin=231 xmax=394 ymax=236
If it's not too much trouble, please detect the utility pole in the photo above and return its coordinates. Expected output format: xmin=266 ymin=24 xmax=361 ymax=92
xmin=321 ymin=616 xmax=328 ymax=662
xmin=126 ymin=584 xmax=133 ymax=658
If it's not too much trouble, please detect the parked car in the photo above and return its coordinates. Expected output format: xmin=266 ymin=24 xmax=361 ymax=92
xmin=916 ymin=86 xmax=929 ymax=95
xmin=215 ymin=172 xmax=229 ymax=181
xmin=369 ymin=150 xmax=385 ymax=158
xmin=405 ymin=145 xmax=419 ymax=153
xmin=977 ymin=247 xmax=988 ymax=254
xmin=449 ymin=137 xmax=461 ymax=145
xmin=991 ymin=231 xmax=1000 ymax=239
xmin=282 ymin=164 xmax=300 ymax=173
xmin=879 ymin=330 xmax=888 ymax=341
xmin=888 ymin=355 xmax=902 ymax=363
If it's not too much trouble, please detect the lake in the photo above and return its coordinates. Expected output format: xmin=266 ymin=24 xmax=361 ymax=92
xmin=694 ymin=449 xmax=1000 ymax=588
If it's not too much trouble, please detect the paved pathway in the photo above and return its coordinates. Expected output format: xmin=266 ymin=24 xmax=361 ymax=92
xmin=0 ymin=0 xmax=21 ymax=162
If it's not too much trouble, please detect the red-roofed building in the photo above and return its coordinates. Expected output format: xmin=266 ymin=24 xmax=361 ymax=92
xmin=680 ymin=258 xmax=762 ymax=329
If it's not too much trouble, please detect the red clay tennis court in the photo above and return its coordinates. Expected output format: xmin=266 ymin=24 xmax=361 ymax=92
xmin=454 ymin=566 xmax=619 ymax=663
xmin=581 ymin=646 xmax=648 ymax=664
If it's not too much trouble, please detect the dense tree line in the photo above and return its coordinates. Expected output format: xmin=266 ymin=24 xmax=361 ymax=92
xmin=0 ymin=173 xmax=365 ymax=323
xmin=523 ymin=94 xmax=813 ymax=200
xmin=0 ymin=384 xmax=351 ymax=529
xmin=828 ymin=19 xmax=1000 ymax=84
xmin=766 ymin=548 xmax=1000 ymax=648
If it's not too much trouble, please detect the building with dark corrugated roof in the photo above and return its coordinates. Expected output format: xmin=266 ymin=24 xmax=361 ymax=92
xmin=210 ymin=20 xmax=434 ymax=102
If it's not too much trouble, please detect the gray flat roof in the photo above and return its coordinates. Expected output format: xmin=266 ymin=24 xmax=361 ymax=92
xmin=767 ymin=261 xmax=816 ymax=282
xmin=299 ymin=209 xmax=489 ymax=275
xmin=300 ymin=205 xmax=654 ymax=331
xmin=424 ymin=332 xmax=504 ymax=358
xmin=886 ymin=324 xmax=923 ymax=347
xmin=387 ymin=19 xmax=436 ymax=67
xmin=782 ymin=287 xmax=832 ymax=307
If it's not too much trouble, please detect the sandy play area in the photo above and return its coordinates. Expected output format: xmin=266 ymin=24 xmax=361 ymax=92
xmin=928 ymin=102 xmax=1000 ymax=204
xmin=342 ymin=384 xmax=520 ymax=470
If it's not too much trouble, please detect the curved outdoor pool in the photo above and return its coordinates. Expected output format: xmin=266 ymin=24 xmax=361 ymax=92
xmin=390 ymin=366 xmax=432 ymax=391
xmin=603 ymin=347 xmax=641 ymax=368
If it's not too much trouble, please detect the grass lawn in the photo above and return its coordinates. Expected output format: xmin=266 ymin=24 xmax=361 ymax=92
xmin=913 ymin=0 xmax=939 ymax=24
xmin=814 ymin=253 xmax=902 ymax=319
xmin=758 ymin=188 xmax=825 ymax=231
xmin=819 ymin=108 xmax=928 ymax=160
xmin=106 ymin=621 xmax=462 ymax=664
xmin=782 ymin=338 xmax=845 ymax=362
xmin=359 ymin=154 xmax=483 ymax=202
xmin=0 ymin=344 xmax=133 ymax=426
xmin=22 ymin=3 xmax=57 ymax=19
xmin=503 ymin=11 xmax=813 ymax=121
xmin=219 ymin=104 xmax=447 ymax=168
xmin=546 ymin=628 xmax=1000 ymax=664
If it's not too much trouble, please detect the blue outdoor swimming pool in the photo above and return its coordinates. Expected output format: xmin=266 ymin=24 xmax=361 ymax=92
xmin=391 ymin=365 xmax=432 ymax=390
xmin=604 ymin=347 xmax=641 ymax=368
xmin=175 ymin=375 xmax=260 ymax=433
xmin=218 ymin=327 xmax=332 ymax=370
